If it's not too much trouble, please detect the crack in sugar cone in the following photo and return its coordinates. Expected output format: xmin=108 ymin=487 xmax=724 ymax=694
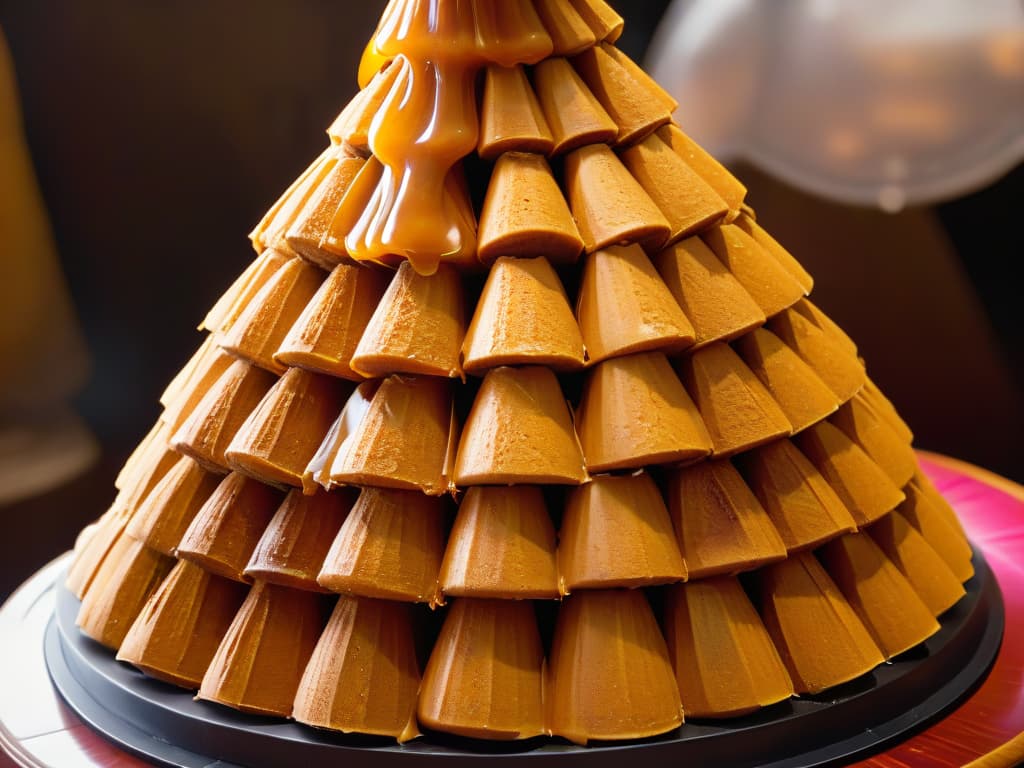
xmin=768 ymin=307 xmax=865 ymax=403
xmin=294 ymin=595 xmax=421 ymax=740
xmin=564 ymin=143 xmax=671 ymax=254
xmin=668 ymin=459 xmax=787 ymax=579
xmin=733 ymin=214 xmax=814 ymax=294
xmin=328 ymin=58 xmax=404 ymax=151
xmin=531 ymin=57 xmax=617 ymax=154
xmin=419 ymin=598 xmax=546 ymax=740
xmin=830 ymin=393 xmax=917 ymax=488
xmin=274 ymin=262 xmax=390 ymax=380
xmin=116 ymin=560 xmax=248 ymax=689
xmin=818 ymin=532 xmax=940 ymax=658
xmin=171 ymin=359 xmax=277 ymax=474
xmin=462 ymin=255 xmax=584 ymax=373
xmin=477 ymin=66 xmax=555 ymax=159
xmin=868 ymin=511 xmax=965 ymax=617
xmin=350 ymin=261 xmax=465 ymax=379
xmin=125 ymin=455 xmax=221 ymax=556
xmin=318 ymin=487 xmax=445 ymax=604
xmin=226 ymin=367 xmax=351 ymax=488
xmin=547 ymin=589 xmax=682 ymax=744
xmin=678 ymin=342 xmax=793 ymax=458
xmin=571 ymin=0 xmax=623 ymax=42
xmin=735 ymin=439 xmax=857 ymax=553
xmin=861 ymin=376 xmax=913 ymax=443
xmin=76 ymin=537 xmax=174 ymax=650
xmin=664 ymin=577 xmax=793 ymax=718
xmin=534 ymin=0 xmax=598 ymax=56
xmin=202 ymin=248 xmax=292 ymax=334
xmin=796 ymin=422 xmax=905 ymax=527
xmin=654 ymin=237 xmax=766 ymax=348
xmin=898 ymin=480 xmax=974 ymax=583
xmin=198 ymin=582 xmax=329 ymax=717
xmin=249 ymin=147 xmax=333 ymax=251
xmin=219 ymin=257 xmax=326 ymax=375
xmin=576 ymin=351 xmax=711 ymax=472
xmin=322 ymin=375 xmax=455 ymax=495
xmin=285 ymin=152 xmax=368 ymax=270
xmin=161 ymin=345 xmax=237 ymax=435
xmin=439 ymin=485 xmax=559 ymax=599
xmin=455 ymin=365 xmax=587 ymax=485
xmin=572 ymin=43 xmax=672 ymax=145
xmin=302 ymin=379 xmax=379 ymax=493
xmin=176 ymin=471 xmax=284 ymax=582
xmin=619 ymin=132 xmax=729 ymax=245
xmin=756 ymin=552 xmax=884 ymax=694
xmin=476 ymin=153 xmax=582 ymax=265
xmin=558 ymin=473 xmax=686 ymax=591
xmin=702 ymin=225 xmax=806 ymax=318
xmin=656 ymin=124 xmax=747 ymax=219
xmin=245 ymin=488 xmax=356 ymax=592
xmin=66 ymin=504 xmax=132 ymax=599
xmin=733 ymin=327 xmax=842 ymax=433
xmin=576 ymin=244 xmax=695 ymax=364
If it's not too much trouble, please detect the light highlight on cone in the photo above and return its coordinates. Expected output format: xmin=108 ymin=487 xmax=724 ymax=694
xmin=532 ymin=57 xmax=617 ymax=154
xmin=534 ymin=0 xmax=596 ymax=56
xmin=478 ymin=66 xmax=554 ymax=159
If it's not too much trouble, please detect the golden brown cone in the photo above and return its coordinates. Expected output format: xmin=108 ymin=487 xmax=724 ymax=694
xmin=830 ymin=394 xmax=917 ymax=488
xmin=294 ymin=596 xmax=421 ymax=740
xmin=324 ymin=375 xmax=455 ymax=495
xmin=328 ymin=57 xmax=404 ymax=150
xmin=818 ymin=533 xmax=939 ymax=658
xmin=115 ymin=420 xmax=165 ymax=490
xmin=532 ymin=57 xmax=618 ymax=154
xmin=77 ymin=537 xmax=174 ymax=650
xmin=198 ymin=582 xmax=327 ymax=717
xmin=419 ymin=599 xmax=545 ymax=740
xmin=654 ymin=237 xmax=765 ymax=347
xmin=116 ymin=561 xmax=248 ymax=689
xmin=176 ymin=471 xmax=284 ymax=582
xmin=114 ymin=422 xmax=178 ymax=505
xmin=478 ymin=66 xmax=554 ymax=159
xmin=600 ymin=43 xmax=678 ymax=113
xmin=125 ymin=455 xmax=221 ymax=555
xmin=476 ymin=152 xmax=583 ymax=264
xmin=577 ymin=244 xmax=695 ymax=363
xmin=733 ymin=213 xmax=814 ymax=294
xmin=570 ymin=0 xmax=623 ymax=42
xmin=736 ymin=439 xmax=857 ymax=552
xmin=171 ymin=359 xmax=276 ymax=474
xmin=303 ymin=380 xmax=379 ymax=493
xmin=861 ymin=376 xmax=913 ymax=443
xmin=559 ymin=473 xmax=685 ymax=591
xmin=796 ymin=422 xmax=905 ymax=526
xmin=868 ymin=511 xmax=965 ymax=616
xmin=439 ymin=486 xmax=559 ymax=599
xmin=678 ymin=342 xmax=792 ymax=457
xmin=620 ymin=133 xmax=728 ymax=244
xmin=285 ymin=154 xmax=367 ymax=270
xmin=250 ymin=147 xmax=334 ymax=252
xmin=547 ymin=589 xmax=682 ymax=744
xmin=350 ymin=261 xmax=464 ymax=378
xmin=702 ymin=225 xmax=806 ymax=318
xmin=656 ymin=124 xmax=747 ymax=217
xmin=462 ymin=255 xmax=584 ymax=373
xmin=245 ymin=488 xmax=356 ymax=592
xmin=66 ymin=505 xmax=132 ymax=599
xmin=733 ymin=328 xmax=842 ymax=433
xmin=219 ymin=257 xmax=325 ymax=374
xmin=455 ymin=366 xmax=587 ymax=485
xmin=768 ymin=307 xmax=866 ymax=403
xmin=201 ymin=247 xmax=291 ymax=334
xmin=898 ymin=480 xmax=974 ymax=583
xmin=912 ymin=468 xmax=969 ymax=539
xmin=668 ymin=460 xmax=787 ymax=578
xmin=756 ymin=552 xmax=884 ymax=694
xmin=792 ymin=299 xmax=858 ymax=358
xmin=565 ymin=143 xmax=671 ymax=254
xmin=160 ymin=335 xmax=215 ymax=409
xmin=225 ymin=368 xmax=350 ymax=488
xmin=533 ymin=0 xmax=596 ymax=55
xmin=576 ymin=352 xmax=711 ymax=472
xmin=321 ymin=155 xmax=383 ymax=260
xmin=275 ymin=262 xmax=390 ymax=380
xmin=162 ymin=346 xmax=237 ymax=435
xmin=317 ymin=487 xmax=444 ymax=604
xmin=664 ymin=578 xmax=793 ymax=718
xmin=572 ymin=44 xmax=671 ymax=144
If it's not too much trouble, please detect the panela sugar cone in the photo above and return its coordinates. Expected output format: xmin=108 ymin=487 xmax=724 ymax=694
xmin=202 ymin=247 xmax=291 ymax=334
xmin=66 ymin=505 xmax=132 ymax=599
xmin=419 ymin=599 xmax=546 ymax=740
xmin=250 ymin=150 xmax=335 ymax=252
xmin=532 ymin=57 xmax=617 ymax=154
xmin=571 ymin=0 xmax=623 ymax=42
xmin=126 ymin=455 xmax=221 ymax=555
xmin=656 ymin=124 xmax=747 ymax=218
xmin=462 ymin=255 xmax=584 ymax=372
xmin=733 ymin=214 xmax=814 ymax=294
xmin=114 ymin=420 xmax=166 ymax=490
xmin=792 ymin=298 xmax=857 ymax=358
xmin=912 ymin=468 xmax=970 ymax=540
xmin=161 ymin=345 xmax=236 ymax=434
xmin=898 ymin=480 xmax=974 ymax=583
xmin=534 ymin=0 xmax=598 ymax=56
xmin=117 ymin=560 xmax=247 ymax=689
xmin=302 ymin=380 xmax=379 ymax=493
xmin=439 ymin=485 xmax=559 ymax=599
xmin=320 ymin=156 xmax=384 ymax=260
xmin=861 ymin=376 xmax=914 ymax=443
xmin=327 ymin=59 xmax=403 ymax=151
xmin=477 ymin=65 xmax=554 ymax=159
xmin=115 ymin=423 xmax=179 ymax=510
xmin=831 ymin=393 xmax=917 ymax=488
xmin=769 ymin=307 xmax=865 ymax=403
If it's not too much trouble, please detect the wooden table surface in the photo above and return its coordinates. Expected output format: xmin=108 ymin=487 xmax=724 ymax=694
xmin=1 ymin=451 xmax=1022 ymax=768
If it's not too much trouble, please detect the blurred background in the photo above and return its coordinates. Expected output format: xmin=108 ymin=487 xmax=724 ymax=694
xmin=0 ymin=0 xmax=1020 ymax=601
